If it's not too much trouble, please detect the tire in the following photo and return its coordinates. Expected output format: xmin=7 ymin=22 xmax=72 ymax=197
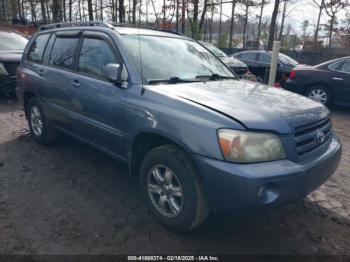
xmin=27 ymin=97 xmax=57 ymax=145
xmin=306 ymin=85 xmax=332 ymax=107
xmin=140 ymin=144 xmax=209 ymax=232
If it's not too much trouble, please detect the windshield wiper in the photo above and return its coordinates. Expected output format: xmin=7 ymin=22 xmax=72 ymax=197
xmin=148 ymin=77 xmax=201 ymax=85
xmin=195 ymin=74 xmax=237 ymax=81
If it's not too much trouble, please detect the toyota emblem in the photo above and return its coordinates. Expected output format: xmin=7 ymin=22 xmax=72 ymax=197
xmin=316 ymin=130 xmax=325 ymax=144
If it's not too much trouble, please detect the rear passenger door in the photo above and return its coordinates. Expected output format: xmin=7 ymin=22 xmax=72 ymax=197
xmin=42 ymin=30 xmax=82 ymax=132
xmin=73 ymin=31 xmax=127 ymax=160
xmin=25 ymin=32 xmax=51 ymax=102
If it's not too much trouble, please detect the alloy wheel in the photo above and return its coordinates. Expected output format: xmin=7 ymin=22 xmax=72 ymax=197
xmin=147 ymin=165 xmax=183 ymax=218
xmin=308 ymin=89 xmax=328 ymax=105
xmin=30 ymin=106 xmax=43 ymax=137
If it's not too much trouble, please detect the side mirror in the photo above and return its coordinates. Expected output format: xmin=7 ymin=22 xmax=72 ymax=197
xmin=103 ymin=63 xmax=128 ymax=87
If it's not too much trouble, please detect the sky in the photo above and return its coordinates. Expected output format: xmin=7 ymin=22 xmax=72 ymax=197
xmin=218 ymin=0 xmax=350 ymax=35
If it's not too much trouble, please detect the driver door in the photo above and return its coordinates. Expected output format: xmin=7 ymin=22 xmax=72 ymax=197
xmin=73 ymin=31 xmax=128 ymax=160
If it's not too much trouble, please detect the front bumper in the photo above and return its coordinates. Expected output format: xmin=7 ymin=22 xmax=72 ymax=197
xmin=193 ymin=135 xmax=342 ymax=213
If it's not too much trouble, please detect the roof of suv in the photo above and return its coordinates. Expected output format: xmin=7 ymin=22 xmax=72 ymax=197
xmin=39 ymin=21 xmax=185 ymax=39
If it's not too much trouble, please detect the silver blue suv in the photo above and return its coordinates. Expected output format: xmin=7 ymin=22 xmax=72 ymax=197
xmin=16 ymin=22 xmax=342 ymax=231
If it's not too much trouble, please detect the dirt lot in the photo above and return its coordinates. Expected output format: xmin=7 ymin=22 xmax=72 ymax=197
xmin=0 ymin=96 xmax=350 ymax=256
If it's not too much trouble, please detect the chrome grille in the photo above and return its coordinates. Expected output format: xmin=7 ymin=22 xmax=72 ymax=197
xmin=294 ymin=117 xmax=332 ymax=159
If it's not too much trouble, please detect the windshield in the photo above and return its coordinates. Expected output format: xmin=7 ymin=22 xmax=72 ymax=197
xmin=0 ymin=32 xmax=28 ymax=51
xmin=278 ymin=53 xmax=298 ymax=65
xmin=121 ymin=35 xmax=234 ymax=83
xmin=203 ymin=43 xmax=228 ymax=58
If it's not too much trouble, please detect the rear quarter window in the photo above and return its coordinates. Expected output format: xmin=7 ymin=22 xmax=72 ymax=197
xmin=27 ymin=34 xmax=50 ymax=63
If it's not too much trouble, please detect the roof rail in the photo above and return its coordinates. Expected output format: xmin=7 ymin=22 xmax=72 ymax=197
xmin=39 ymin=21 xmax=114 ymax=31
xmin=111 ymin=23 xmax=184 ymax=36
xmin=156 ymin=29 xmax=183 ymax=36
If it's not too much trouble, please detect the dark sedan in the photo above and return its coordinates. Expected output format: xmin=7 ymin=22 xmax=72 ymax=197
xmin=0 ymin=30 xmax=28 ymax=95
xmin=232 ymin=50 xmax=299 ymax=84
xmin=200 ymin=42 xmax=256 ymax=81
xmin=283 ymin=57 xmax=350 ymax=107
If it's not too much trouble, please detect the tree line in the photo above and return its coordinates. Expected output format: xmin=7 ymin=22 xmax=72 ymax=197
xmin=0 ymin=0 xmax=349 ymax=49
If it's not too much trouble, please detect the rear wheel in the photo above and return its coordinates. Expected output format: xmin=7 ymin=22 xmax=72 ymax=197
xmin=140 ymin=144 xmax=209 ymax=231
xmin=307 ymin=85 xmax=332 ymax=107
xmin=27 ymin=97 xmax=57 ymax=145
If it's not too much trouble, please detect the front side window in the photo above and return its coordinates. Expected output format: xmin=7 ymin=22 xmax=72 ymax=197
xmin=78 ymin=38 xmax=117 ymax=79
xmin=27 ymin=34 xmax=50 ymax=63
xmin=49 ymin=37 xmax=79 ymax=69
xmin=121 ymin=35 xmax=233 ymax=82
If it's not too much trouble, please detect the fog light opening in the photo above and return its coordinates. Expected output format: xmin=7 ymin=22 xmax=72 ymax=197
xmin=257 ymin=183 xmax=280 ymax=204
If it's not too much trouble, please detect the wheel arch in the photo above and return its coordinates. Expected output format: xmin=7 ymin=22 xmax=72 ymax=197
xmin=128 ymin=131 xmax=195 ymax=178
xmin=306 ymin=82 xmax=333 ymax=95
xmin=23 ymin=91 xmax=37 ymax=119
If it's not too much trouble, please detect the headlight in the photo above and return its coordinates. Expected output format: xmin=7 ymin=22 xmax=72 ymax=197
xmin=218 ymin=129 xmax=286 ymax=163
xmin=0 ymin=63 xmax=8 ymax=76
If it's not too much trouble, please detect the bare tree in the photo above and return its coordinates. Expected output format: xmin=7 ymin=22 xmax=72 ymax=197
xmin=313 ymin=0 xmax=325 ymax=48
xmin=119 ymin=0 xmax=125 ymax=22
xmin=187 ymin=0 xmax=208 ymax=39
xmin=324 ymin=0 xmax=349 ymax=48
xmin=256 ymin=0 xmax=268 ymax=48
xmin=132 ymin=0 xmax=136 ymax=24
xmin=229 ymin=0 xmax=237 ymax=48
xmin=267 ymin=0 xmax=280 ymax=50
xmin=240 ymin=0 xmax=259 ymax=48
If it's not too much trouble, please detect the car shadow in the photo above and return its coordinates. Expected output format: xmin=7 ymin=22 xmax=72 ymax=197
xmin=1 ymin=132 xmax=350 ymax=255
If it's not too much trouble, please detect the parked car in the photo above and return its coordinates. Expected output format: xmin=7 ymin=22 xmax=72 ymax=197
xmin=232 ymin=50 xmax=299 ymax=84
xmin=283 ymin=57 xmax=350 ymax=107
xmin=0 ymin=30 xmax=28 ymax=95
xmin=200 ymin=42 xmax=256 ymax=81
xmin=17 ymin=22 xmax=342 ymax=232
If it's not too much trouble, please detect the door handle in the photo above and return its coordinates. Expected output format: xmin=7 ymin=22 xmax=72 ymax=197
xmin=70 ymin=80 xmax=80 ymax=88
xmin=332 ymin=77 xmax=343 ymax=81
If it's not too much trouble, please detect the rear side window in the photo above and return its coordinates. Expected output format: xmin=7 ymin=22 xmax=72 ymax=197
xmin=258 ymin=53 xmax=271 ymax=63
xmin=340 ymin=60 xmax=350 ymax=73
xmin=240 ymin=52 xmax=257 ymax=61
xmin=329 ymin=60 xmax=350 ymax=73
xmin=49 ymin=37 xmax=79 ymax=70
xmin=78 ymin=38 xmax=117 ymax=79
xmin=27 ymin=34 xmax=50 ymax=63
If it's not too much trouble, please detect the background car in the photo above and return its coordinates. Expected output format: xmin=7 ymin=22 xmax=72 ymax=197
xmin=283 ymin=57 xmax=350 ymax=107
xmin=232 ymin=50 xmax=299 ymax=84
xmin=0 ymin=30 xmax=28 ymax=95
xmin=200 ymin=42 xmax=256 ymax=81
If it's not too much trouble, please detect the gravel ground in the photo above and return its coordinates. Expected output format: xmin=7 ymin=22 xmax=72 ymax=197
xmin=0 ymin=97 xmax=350 ymax=255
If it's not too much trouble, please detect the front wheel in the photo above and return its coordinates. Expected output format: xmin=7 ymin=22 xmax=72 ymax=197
xmin=140 ymin=145 xmax=209 ymax=232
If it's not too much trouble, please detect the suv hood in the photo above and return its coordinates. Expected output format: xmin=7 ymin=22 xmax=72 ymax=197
xmin=0 ymin=51 xmax=23 ymax=62
xmin=147 ymin=80 xmax=329 ymax=134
